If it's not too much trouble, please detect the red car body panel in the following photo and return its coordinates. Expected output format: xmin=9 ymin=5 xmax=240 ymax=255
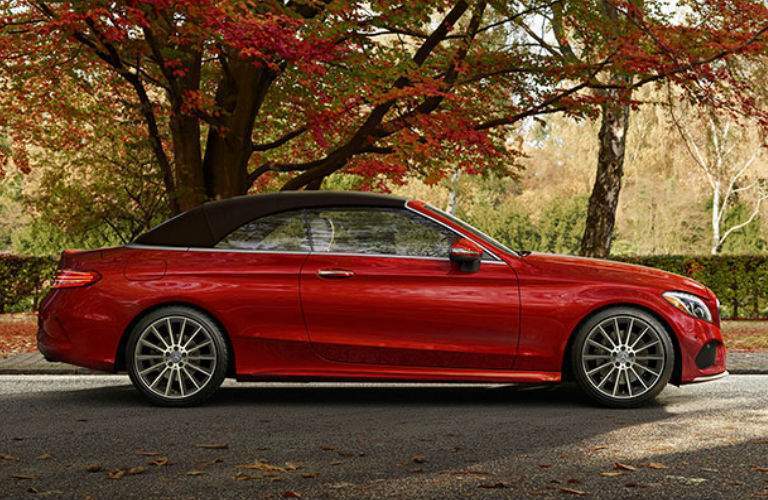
xmin=38 ymin=199 xmax=726 ymax=386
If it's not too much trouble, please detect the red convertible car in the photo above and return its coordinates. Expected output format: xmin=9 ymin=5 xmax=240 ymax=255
xmin=38 ymin=192 xmax=727 ymax=407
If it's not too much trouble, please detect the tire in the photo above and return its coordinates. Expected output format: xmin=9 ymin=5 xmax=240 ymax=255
xmin=571 ymin=307 xmax=674 ymax=408
xmin=126 ymin=306 xmax=229 ymax=407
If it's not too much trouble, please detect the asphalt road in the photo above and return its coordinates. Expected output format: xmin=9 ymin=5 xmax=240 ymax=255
xmin=0 ymin=376 xmax=767 ymax=499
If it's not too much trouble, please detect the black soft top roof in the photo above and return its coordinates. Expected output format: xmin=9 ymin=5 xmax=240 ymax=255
xmin=134 ymin=191 xmax=407 ymax=248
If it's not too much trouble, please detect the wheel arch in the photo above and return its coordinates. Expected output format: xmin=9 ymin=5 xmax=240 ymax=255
xmin=115 ymin=301 xmax=236 ymax=377
xmin=560 ymin=302 xmax=682 ymax=385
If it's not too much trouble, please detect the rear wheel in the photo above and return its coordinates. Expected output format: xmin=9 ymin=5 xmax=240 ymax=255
xmin=571 ymin=307 xmax=674 ymax=408
xmin=126 ymin=306 xmax=228 ymax=406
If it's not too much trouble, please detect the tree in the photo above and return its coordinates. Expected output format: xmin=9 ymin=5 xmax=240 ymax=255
xmin=669 ymin=94 xmax=768 ymax=254
xmin=538 ymin=0 xmax=768 ymax=257
xmin=2 ymin=0 xmax=767 ymax=218
xmin=0 ymin=1 xmax=537 ymax=211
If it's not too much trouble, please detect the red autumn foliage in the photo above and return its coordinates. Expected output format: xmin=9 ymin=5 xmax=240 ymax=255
xmin=0 ymin=0 xmax=765 ymax=210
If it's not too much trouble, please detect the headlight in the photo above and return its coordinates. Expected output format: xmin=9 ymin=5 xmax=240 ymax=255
xmin=663 ymin=291 xmax=713 ymax=322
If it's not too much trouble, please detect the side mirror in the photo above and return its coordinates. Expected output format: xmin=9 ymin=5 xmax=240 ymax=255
xmin=449 ymin=238 xmax=483 ymax=272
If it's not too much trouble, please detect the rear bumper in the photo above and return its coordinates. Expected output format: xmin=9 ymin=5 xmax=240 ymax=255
xmin=36 ymin=290 xmax=120 ymax=373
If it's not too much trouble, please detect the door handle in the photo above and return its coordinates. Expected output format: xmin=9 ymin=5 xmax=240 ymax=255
xmin=317 ymin=269 xmax=355 ymax=279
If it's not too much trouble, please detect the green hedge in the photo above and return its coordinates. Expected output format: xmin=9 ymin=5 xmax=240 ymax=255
xmin=615 ymin=256 xmax=768 ymax=320
xmin=0 ymin=254 xmax=57 ymax=314
xmin=0 ymin=253 xmax=766 ymax=319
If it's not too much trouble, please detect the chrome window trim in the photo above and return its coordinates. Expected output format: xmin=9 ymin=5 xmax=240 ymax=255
xmin=125 ymin=243 xmax=506 ymax=264
xmin=404 ymin=201 xmax=503 ymax=262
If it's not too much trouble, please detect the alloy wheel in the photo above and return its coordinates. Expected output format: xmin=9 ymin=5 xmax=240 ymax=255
xmin=132 ymin=316 xmax=217 ymax=400
xmin=580 ymin=315 xmax=666 ymax=400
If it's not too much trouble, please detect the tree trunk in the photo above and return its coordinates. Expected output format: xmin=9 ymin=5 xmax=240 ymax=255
xmin=711 ymin=181 xmax=721 ymax=255
xmin=579 ymin=97 xmax=631 ymax=257
xmin=202 ymin=60 xmax=277 ymax=200
xmin=445 ymin=169 xmax=461 ymax=214
xmin=169 ymin=113 xmax=205 ymax=211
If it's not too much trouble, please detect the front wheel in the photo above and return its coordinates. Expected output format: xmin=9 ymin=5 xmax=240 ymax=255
xmin=572 ymin=308 xmax=674 ymax=408
xmin=126 ymin=306 xmax=229 ymax=407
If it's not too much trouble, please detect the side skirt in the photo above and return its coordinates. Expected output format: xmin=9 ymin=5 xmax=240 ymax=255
xmin=235 ymin=369 xmax=561 ymax=384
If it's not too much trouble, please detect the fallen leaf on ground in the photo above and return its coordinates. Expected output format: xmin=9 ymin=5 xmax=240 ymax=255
xmin=560 ymin=487 xmax=588 ymax=496
xmin=479 ymin=482 xmax=511 ymax=489
xmin=644 ymin=462 xmax=667 ymax=470
xmin=412 ymin=454 xmax=427 ymax=464
xmin=451 ymin=469 xmax=491 ymax=476
xmin=233 ymin=472 xmax=256 ymax=481
xmin=187 ymin=470 xmax=206 ymax=476
xmin=37 ymin=453 xmax=52 ymax=460
xmin=0 ymin=453 xmax=19 ymax=461
xmin=600 ymin=471 xmax=623 ymax=477
xmin=665 ymin=475 xmax=706 ymax=485
xmin=301 ymin=472 xmax=319 ymax=479
xmin=85 ymin=464 xmax=102 ymax=473
xmin=614 ymin=463 xmax=637 ymax=471
xmin=126 ymin=466 xmax=145 ymax=475
xmin=148 ymin=457 xmax=170 ymax=467
xmin=135 ymin=450 xmax=162 ymax=457
xmin=195 ymin=443 xmax=229 ymax=450
xmin=107 ymin=470 xmax=125 ymax=480
xmin=329 ymin=482 xmax=354 ymax=489
xmin=201 ymin=458 xmax=224 ymax=468
xmin=11 ymin=473 xmax=37 ymax=480
xmin=237 ymin=460 xmax=295 ymax=474
xmin=282 ymin=491 xmax=301 ymax=498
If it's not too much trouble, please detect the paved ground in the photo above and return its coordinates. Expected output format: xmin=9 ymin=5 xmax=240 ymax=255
xmin=0 ymin=353 xmax=94 ymax=375
xmin=2 ymin=350 xmax=767 ymax=374
xmin=0 ymin=375 xmax=767 ymax=499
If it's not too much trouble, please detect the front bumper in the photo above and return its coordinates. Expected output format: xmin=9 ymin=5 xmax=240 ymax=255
xmin=691 ymin=370 xmax=729 ymax=383
xmin=673 ymin=312 xmax=727 ymax=384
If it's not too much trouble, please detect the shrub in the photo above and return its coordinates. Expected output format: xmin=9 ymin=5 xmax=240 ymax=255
xmin=0 ymin=254 xmax=57 ymax=313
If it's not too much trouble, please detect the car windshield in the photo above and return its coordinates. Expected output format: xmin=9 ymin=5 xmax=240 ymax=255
xmin=424 ymin=204 xmax=518 ymax=257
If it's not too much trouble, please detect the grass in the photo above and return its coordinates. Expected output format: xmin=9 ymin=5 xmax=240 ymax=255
xmin=0 ymin=315 xmax=766 ymax=357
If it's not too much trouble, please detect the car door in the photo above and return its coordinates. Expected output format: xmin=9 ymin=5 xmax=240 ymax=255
xmin=300 ymin=207 xmax=520 ymax=370
xmin=177 ymin=209 xmax=311 ymax=374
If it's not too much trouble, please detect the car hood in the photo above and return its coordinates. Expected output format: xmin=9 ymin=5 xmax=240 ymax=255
xmin=521 ymin=253 xmax=710 ymax=297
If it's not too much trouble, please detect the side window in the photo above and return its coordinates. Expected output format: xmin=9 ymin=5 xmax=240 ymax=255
xmin=216 ymin=210 xmax=310 ymax=252
xmin=305 ymin=208 xmax=458 ymax=258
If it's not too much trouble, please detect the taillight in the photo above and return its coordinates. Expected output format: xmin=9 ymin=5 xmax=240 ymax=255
xmin=52 ymin=269 xmax=101 ymax=288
